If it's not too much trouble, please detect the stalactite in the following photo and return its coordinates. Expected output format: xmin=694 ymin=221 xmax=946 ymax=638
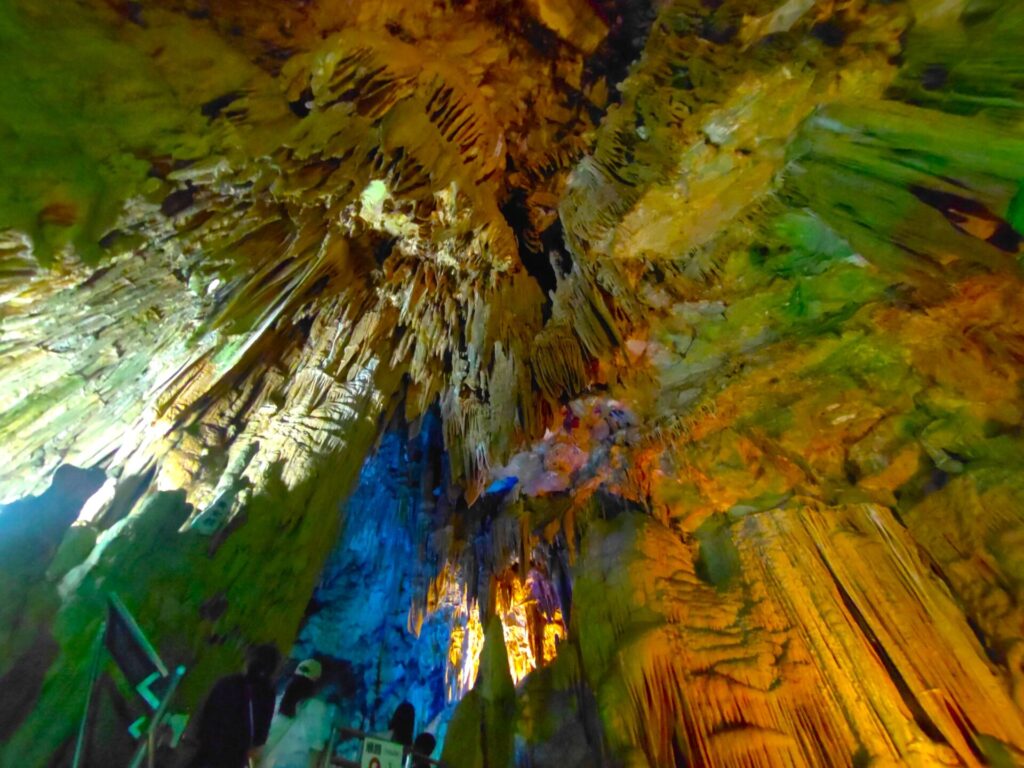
xmin=0 ymin=0 xmax=618 ymax=512
xmin=4 ymin=0 xmax=1024 ymax=766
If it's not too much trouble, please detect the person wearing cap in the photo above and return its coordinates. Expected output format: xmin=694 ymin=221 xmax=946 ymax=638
xmin=257 ymin=658 xmax=336 ymax=768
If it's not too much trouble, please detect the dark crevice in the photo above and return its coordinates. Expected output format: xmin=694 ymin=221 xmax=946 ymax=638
xmin=200 ymin=90 xmax=244 ymax=120
xmin=288 ymin=86 xmax=314 ymax=118
xmin=911 ymin=185 xmax=1023 ymax=254
xmin=920 ymin=64 xmax=950 ymax=91
xmin=373 ymin=235 xmax=399 ymax=267
xmin=819 ymin=553 xmax=953 ymax=748
xmin=584 ymin=1 xmax=659 ymax=95
xmin=811 ymin=19 xmax=849 ymax=47
xmin=160 ymin=186 xmax=195 ymax=217
xmin=500 ymin=186 xmax=559 ymax=322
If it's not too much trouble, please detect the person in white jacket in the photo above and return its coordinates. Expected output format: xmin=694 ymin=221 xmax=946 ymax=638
xmin=257 ymin=659 xmax=335 ymax=768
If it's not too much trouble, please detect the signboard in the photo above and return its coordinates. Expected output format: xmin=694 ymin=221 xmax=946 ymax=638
xmin=360 ymin=737 xmax=404 ymax=768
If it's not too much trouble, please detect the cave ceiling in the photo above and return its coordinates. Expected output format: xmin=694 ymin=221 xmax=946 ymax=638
xmin=2 ymin=0 xmax=1013 ymax=514
xmin=3 ymin=0 xmax=1024 ymax=766
xmin=0 ymin=0 xmax=643 ymax=508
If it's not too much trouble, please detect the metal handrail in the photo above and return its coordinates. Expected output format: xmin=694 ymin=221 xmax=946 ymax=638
xmin=128 ymin=665 xmax=186 ymax=768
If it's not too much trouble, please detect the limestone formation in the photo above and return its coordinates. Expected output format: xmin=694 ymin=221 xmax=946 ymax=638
xmin=2 ymin=0 xmax=1024 ymax=766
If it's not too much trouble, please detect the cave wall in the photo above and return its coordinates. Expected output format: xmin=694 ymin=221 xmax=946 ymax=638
xmin=292 ymin=413 xmax=455 ymax=746
xmin=0 ymin=375 xmax=388 ymax=767
xmin=437 ymin=1 xmax=1024 ymax=765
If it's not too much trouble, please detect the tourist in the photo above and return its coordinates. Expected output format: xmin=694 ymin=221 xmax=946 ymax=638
xmin=189 ymin=643 xmax=280 ymax=768
xmin=258 ymin=659 xmax=336 ymax=768
xmin=385 ymin=701 xmax=415 ymax=749
xmin=410 ymin=732 xmax=437 ymax=768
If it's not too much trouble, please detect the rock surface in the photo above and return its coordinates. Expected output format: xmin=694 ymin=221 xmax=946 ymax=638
xmin=2 ymin=1 xmax=1024 ymax=767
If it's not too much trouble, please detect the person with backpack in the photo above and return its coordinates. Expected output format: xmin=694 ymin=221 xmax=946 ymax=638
xmin=189 ymin=644 xmax=280 ymax=768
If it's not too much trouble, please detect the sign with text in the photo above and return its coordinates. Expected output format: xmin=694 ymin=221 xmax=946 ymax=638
xmin=360 ymin=737 xmax=404 ymax=768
